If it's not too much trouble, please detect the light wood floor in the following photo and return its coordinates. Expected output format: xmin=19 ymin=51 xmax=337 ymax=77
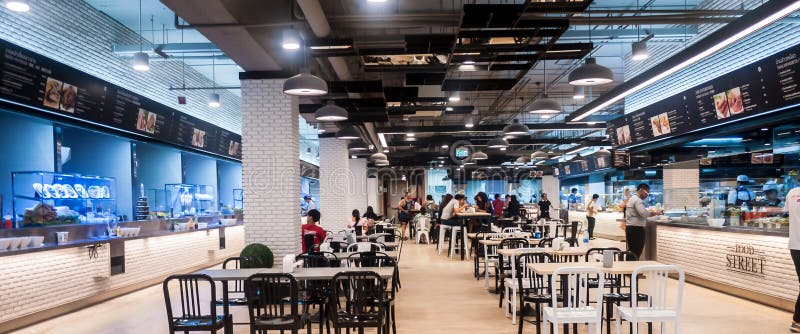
xmin=10 ymin=239 xmax=794 ymax=334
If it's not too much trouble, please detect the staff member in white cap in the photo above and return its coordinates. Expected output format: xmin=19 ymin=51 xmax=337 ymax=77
xmin=727 ymin=175 xmax=756 ymax=207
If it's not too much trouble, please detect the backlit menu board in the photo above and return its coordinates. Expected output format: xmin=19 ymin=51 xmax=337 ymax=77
xmin=608 ymin=42 xmax=800 ymax=148
xmin=557 ymin=154 xmax=613 ymax=178
xmin=0 ymin=38 xmax=241 ymax=160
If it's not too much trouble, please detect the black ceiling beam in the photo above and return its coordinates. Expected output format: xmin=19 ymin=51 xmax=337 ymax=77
xmin=461 ymin=4 xmax=525 ymax=28
xmin=363 ymin=65 xmax=446 ymax=72
xmin=327 ymin=80 xmax=383 ymax=94
xmin=441 ymin=79 xmax=518 ymax=91
xmin=386 ymin=105 xmax=474 ymax=114
xmin=377 ymin=123 xmax=607 ymax=134
xmin=386 ymin=136 xmax=608 ymax=147
xmin=457 ymin=29 xmax=562 ymax=39
xmin=523 ymin=0 xmax=592 ymax=12
xmin=405 ymin=72 xmax=446 ymax=85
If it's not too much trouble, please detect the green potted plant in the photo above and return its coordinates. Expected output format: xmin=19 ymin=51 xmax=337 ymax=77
xmin=240 ymin=243 xmax=274 ymax=268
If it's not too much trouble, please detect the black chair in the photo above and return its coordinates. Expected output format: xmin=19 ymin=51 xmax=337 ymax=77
xmin=600 ymin=250 xmax=651 ymax=334
xmin=163 ymin=274 xmax=232 ymax=334
xmin=329 ymin=240 xmax=349 ymax=253
xmin=329 ymin=271 xmax=389 ymax=334
xmin=496 ymin=238 xmax=530 ymax=306
xmin=516 ymin=252 xmax=560 ymax=334
xmin=216 ymin=257 xmax=248 ymax=309
xmin=245 ymin=273 xmax=304 ymax=334
xmin=472 ymin=232 xmax=488 ymax=280
xmin=537 ymin=237 xmax=553 ymax=248
xmin=296 ymin=252 xmax=335 ymax=334
xmin=345 ymin=252 xmax=398 ymax=334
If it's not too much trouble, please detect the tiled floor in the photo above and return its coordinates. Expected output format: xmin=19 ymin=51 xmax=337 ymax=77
xmin=11 ymin=239 xmax=794 ymax=334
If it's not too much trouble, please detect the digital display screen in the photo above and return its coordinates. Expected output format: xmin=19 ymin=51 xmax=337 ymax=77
xmin=455 ymin=147 xmax=469 ymax=158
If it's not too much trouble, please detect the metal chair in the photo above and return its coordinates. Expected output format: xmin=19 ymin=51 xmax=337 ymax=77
xmin=245 ymin=273 xmax=304 ymax=334
xmin=295 ymin=253 xmax=335 ymax=334
xmin=163 ymin=274 xmax=232 ymax=334
xmin=615 ymin=265 xmax=685 ymax=334
xmin=329 ymin=271 xmax=389 ymax=334
xmin=515 ymin=252 xmax=560 ymax=334
xmin=543 ymin=267 xmax=604 ymax=334
xmin=496 ymin=238 xmax=531 ymax=307
xmin=347 ymin=242 xmax=385 ymax=252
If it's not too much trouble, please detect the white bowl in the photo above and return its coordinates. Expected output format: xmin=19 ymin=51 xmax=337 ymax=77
xmin=8 ymin=237 xmax=22 ymax=249
xmin=0 ymin=238 xmax=12 ymax=251
xmin=197 ymin=222 xmax=208 ymax=229
xmin=29 ymin=236 xmax=44 ymax=247
xmin=220 ymin=218 xmax=237 ymax=226
xmin=708 ymin=218 xmax=725 ymax=228
xmin=17 ymin=236 xmax=30 ymax=248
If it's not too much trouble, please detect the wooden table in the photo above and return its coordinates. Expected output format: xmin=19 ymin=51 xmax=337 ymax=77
xmin=454 ymin=212 xmax=493 ymax=260
xmin=195 ymin=266 xmax=395 ymax=316
xmin=479 ymin=238 xmax=540 ymax=247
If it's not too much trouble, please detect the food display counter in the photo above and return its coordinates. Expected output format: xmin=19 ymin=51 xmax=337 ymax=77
xmin=0 ymin=215 xmax=245 ymax=332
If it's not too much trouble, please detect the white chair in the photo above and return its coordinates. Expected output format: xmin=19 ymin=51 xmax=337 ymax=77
xmin=503 ymin=248 xmax=545 ymax=323
xmin=544 ymin=266 xmax=604 ymax=334
xmin=437 ymin=224 xmax=453 ymax=255
xmin=346 ymin=242 xmax=384 ymax=252
xmin=482 ymin=233 xmax=506 ymax=288
xmin=416 ymin=215 xmax=431 ymax=244
xmin=449 ymin=224 xmax=470 ymax=259
xmin=615 ymin=265 xmax=684 ymax=334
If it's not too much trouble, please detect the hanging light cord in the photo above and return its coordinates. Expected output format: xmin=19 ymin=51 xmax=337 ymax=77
xmin=138 ymin=0 xmax=143 ymax=52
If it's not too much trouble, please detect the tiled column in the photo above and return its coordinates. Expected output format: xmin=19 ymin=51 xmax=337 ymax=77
xmin=349 ymin=158 xmax=369 ymax=213
xmin=663 ymin=160 xmax=700 ymax=210
xmin=318 ymin=138 xmax=351 ymax=230
xmin=240 ymin=78 xmax=300 ymax=263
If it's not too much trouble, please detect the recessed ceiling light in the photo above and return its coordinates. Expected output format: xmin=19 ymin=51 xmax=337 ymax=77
xmin=441 ymin=144 xmax=449 ymax=148
xmin=6 ymin=1 xmax=30 ymax=12
xmin=445 ymin=107 xmax=454 ymax=111
xmin=761 ymin=128 xmax=769 ymax=131
xmin=765 ymin=143 xmax=771 ymax=146
xmin=406 ymin=132 xmax=415 ymax=137
xmin=350 ymin=155 xmax=357 ymax=159
xmin=281 ymin=30 xmax=301 ymax=50
xmin=463 ymin=60 xmax=475 ymax=64
xmin=458 ymin=64 xmax=477 ymax=71
xmin=449 ymin=95 xmax=461 ymax=102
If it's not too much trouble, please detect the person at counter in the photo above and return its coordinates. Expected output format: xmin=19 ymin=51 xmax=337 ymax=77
xmin=759 ymin=181 xmax=782 ymax=207
xmin=300 ymin=195 xmax=317 ymax=217
xmin=301 ymin=209 xmax=326 ymax=253
xmin=727 ymin=175 xmax=756 ymax=207
xmin=492 ymin=194 xmax=505 ymax=218
xmin=624 ymin=184 xmax=656 ymax=258
xmin=568 ymin=188 xmax=581 ymax=209
xmin=586 ymin=194 xmax=600 ymax=240
xmin=787 ymin=185 xmax=800 ymax=332
xmin=539 ymin=193 xmax=552 ymax=219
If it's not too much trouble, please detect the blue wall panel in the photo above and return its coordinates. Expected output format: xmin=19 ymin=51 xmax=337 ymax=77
xmin=0 ymin=111 xmax=55 ymax=216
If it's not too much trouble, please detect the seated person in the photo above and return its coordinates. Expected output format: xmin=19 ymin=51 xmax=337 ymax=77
xmin=301 ymin=209 xmax=326 ymax=253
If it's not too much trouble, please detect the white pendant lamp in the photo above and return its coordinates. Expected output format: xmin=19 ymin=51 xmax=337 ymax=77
xmin=348 ymin=141 xmax=368 ymax=151
xmin=529 ymin=60 xmax=562 ymax=113
xmin=375 ymin=159 xmax=390 ymax=166
xmin=472 ymin=151 xmax=488 ymax=160
xmin=282 ymin=29 xmax=301 ymax=50
xmin=207 ymin=93 xmax=221 ymax=108
xmin=594 ymin=149 xmax=612 ymax=157
xmin=314 ymin=101 xmax=348 ymax=121
xmin=573 ymin=86 xmax=585 ymax=99
xmin=568 ymin=57 xmax=613 ymax=86
xmin=132 ymin=0 xmax=149 ymax=72
xmin=503 ymin=119 xmax=530 ymax=136
xmin=631 ymin=40 xmax=649 ymax=61
xmin=336 ymin=126 xmax=360 ymax=140
xmin=370 ymin=152 xmax=387 ymax=161
xmin=283 ymin=70 xmax=328 ymax=96
xmin=516 ymin=156 xmax=530 ymax=164
xmin=6 ymin=1 xmax=30 ymax=12
xmin=462 ymin=158 xmax=476 ymax=165
xmin=465 ymin=116 xmax=475 ymax=128
xmin=486 ymin=137 xmax=509 ymax=149
xmin=531 ymin=150 xmax=549 ymax=160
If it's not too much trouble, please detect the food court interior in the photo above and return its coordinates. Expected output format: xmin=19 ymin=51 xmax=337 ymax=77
xmin=1 ymin=0 xmax=800 ymax=333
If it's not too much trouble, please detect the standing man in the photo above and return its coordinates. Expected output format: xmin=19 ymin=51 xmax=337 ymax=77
xmin=396 ymin=192 xmax=415 ymax=240
xmin=786 ymin=184 xmax=800 ymax=332
xmin=538 ymin=193 xmax=552 ymax=220
xmin=492 ymin=193 xmax=505 ymax=218
xmin=586 ymin=194 xmax=600 ymax=240
xmin=625 ymin=184 xmax=656 ymax=258
xmin=568 ymin=188 xmax=581 ymax=210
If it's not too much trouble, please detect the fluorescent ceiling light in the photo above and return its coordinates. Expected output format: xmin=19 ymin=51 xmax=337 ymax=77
xmin=458 ymin=64 xmax=477 ymax=71
xmin=463 ymin=60 xmax=475 ymax=64
xmin=449 ymin=95 xmax=461 ymax=102
xmin=445 ymin=107 xmax=453 ymax=111
xmin=378 ymin=132 xmax=388 ymax=147
xmin=282 ymin=30 xmax=301 ymax=50
xmin=406 ymin=132 xmax=414 ymax=137
xmin=566 ymin=146 xmax=585 ymax=155
xmin=6 ymin=1 xmax=30 ymax=12
xmin=571 ymin=1 xmax=800 ymax=121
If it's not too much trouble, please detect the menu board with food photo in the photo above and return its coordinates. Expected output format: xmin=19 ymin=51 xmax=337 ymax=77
xmin=228 ymin=140 xmax=240 ymax=156
xmin=616 ymin=125 xmax=632 ymax=145
xmin=135 ymin=109 xmax=158 ymax=134
xmin=43 ymin=78 xmax=62 ymax=109
xmin=649 ymin=112 xmax=672 ymax=137
xmin=192 ymin=128 xmax=206 ymax=148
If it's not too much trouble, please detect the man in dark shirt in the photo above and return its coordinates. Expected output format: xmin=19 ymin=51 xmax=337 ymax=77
xmin=301 ymin=209 xmax=326 ymax=253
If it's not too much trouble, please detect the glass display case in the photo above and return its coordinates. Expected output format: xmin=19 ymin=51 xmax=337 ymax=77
xmin=11 ymin=171 xmax=117 ymax=226
xmin=147 ymin=188 xmax=169 ymax=219
xmin=164 ymin=183 xmax=216 ymax=217
xmin=233 ymin=188 xmax=243 ymax=210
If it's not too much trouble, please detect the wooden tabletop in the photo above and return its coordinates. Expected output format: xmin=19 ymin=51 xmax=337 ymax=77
xmin=455 ymin=212 xmax=493 ymax=217
xmin=195 ymin=266 xmax=395 ymax=281
xmin=479 ymin=238 xmax=540 ymax=246
xmin=495 ymin=247 xmax=589 ymax=257
xmin=526 ymin=260 xmax=664 ymax=275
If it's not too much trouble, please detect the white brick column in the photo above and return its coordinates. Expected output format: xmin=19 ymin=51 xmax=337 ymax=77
xmin=663 ymin=160 xmax=700 ymax=210
xmin=240 ymin=79 xmax=300 ymax=263
xmin=349 ymin=158 xmax=369 ymax=214
xmin=319 ymin=138 xmax=351 ymax=230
